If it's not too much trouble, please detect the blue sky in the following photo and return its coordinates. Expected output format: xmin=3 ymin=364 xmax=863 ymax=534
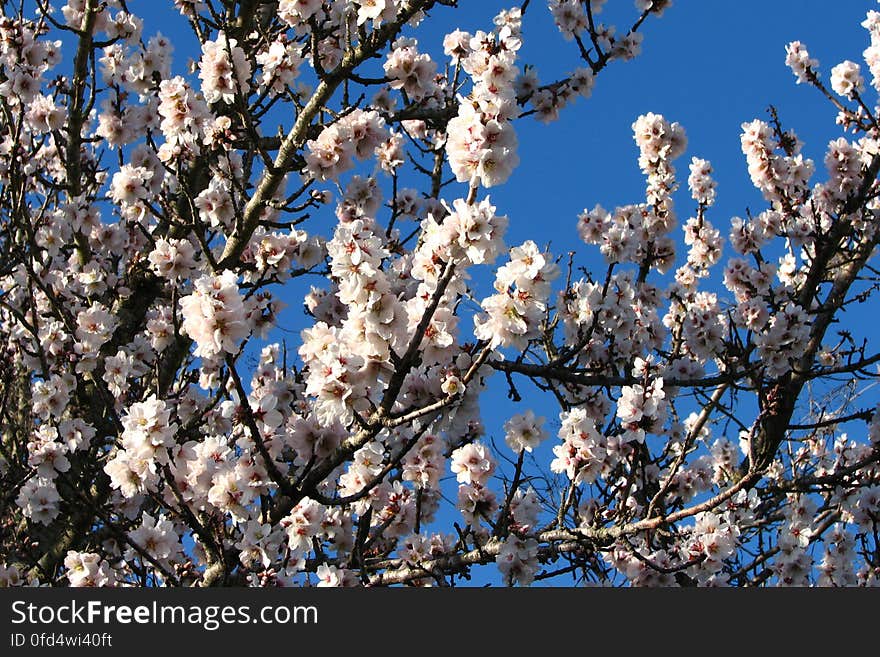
xmin=413 ymin=1 xmax=878 ymax=583
xmin=113 ymin=2 xmax=877 ymax=583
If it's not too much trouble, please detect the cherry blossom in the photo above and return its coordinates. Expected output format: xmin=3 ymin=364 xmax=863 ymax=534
xmin=0 ymin=0 xmax=878 ymax=591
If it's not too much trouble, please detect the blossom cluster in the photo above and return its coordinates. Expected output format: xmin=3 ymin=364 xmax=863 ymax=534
xmin=445 ymin=13 xmax=522 ymax=188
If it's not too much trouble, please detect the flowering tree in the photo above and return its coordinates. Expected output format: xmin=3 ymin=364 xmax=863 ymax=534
xmin=1 ymin=0 xmax=879 ymax=588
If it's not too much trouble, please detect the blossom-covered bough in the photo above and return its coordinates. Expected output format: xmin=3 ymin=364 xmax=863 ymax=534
xmin=1 ymin=0 xmax=879 ymax=587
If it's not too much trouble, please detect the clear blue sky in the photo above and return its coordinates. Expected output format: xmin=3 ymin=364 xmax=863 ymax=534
xmin=122 ymin=1 xmax=875 ymax=583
